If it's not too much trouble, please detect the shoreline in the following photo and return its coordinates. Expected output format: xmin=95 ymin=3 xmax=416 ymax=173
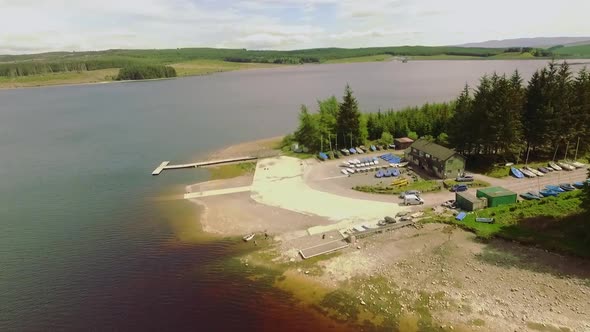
xmin=180 ymin=135 xmax=590 ymax=331
xmin=0 ymin=64 xmax=287 ymax=90
xmin=4 ymin=57 xmax=589 ymax=91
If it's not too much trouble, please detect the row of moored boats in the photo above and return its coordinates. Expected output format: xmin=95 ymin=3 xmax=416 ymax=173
xmin=510 ymin=161 xmax=584 ymax=178
xmin=520 ymin=179 xmax=590 ymax=200
xmin=339 ymin=144 xmax=397 ymax=156
xmin=339 ymin=154 xmax=408 ymax=176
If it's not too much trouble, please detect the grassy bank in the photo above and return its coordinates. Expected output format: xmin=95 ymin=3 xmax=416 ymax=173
xmin=439 ymin=191 xmax=590 ymax=257
xmin=354 ymin=179 xmax=442 ymax=195
xmin=0 ymin=68 xmax=118 ymax=88
xmin=171 ymin=59 xmax=283 ymax=76
xmin=442 ymin=179 xmax=490 ymax=189
xmin=207 ymin=162 xmax=257 ymax=180
xmin=324 ymin=54 xmax=393 ymax=64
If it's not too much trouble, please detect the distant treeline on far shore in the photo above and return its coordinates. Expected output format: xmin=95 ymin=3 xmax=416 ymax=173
xmin=0 ymin=45 xmax=567 ymax=78
xmin=116 ymin=64 xmax=176 ymax=81
xmin=286 ymin=61 xmax=590 ymax=163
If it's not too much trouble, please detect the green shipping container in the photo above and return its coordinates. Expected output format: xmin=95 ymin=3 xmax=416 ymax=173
xmin=455 ymin=192 xmax=487 ymax=211
xmin=476 ymin=187 xmax=517 ymax=207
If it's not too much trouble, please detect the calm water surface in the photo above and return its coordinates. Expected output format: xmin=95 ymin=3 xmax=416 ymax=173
xmin=1 ymin=60 xmax=587 ymax=331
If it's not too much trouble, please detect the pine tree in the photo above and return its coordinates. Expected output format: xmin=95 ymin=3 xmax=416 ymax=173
xmin=336 ymin=84 xmax=362 ymax=147
xmin=572 ymin=68 xmax=590 ymax=154
xmin=318 ymin=97 xmax=338 ymax=150
xmin=294 ymin=105 xmax=321 ymax=151
xmin=448 ymin=85 xmax=474 ymax=154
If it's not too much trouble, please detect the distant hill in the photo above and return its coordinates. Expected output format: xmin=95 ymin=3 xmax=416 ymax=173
xmin=457 ymin=37 xmax=590 ymax=48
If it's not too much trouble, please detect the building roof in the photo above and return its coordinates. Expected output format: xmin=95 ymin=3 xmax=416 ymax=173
xmin=410 ymin=139 xmax=460 ymax=161
xmin=477 ymin=186 xmax=516 ymax=197
xmin=395 ymin=137 xmax=414 ymax=143
xmin=456 ymin=191 xmax=481 ymax=202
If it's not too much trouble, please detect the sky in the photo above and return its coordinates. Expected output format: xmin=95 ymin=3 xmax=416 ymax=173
xmin=1 ymin=0 xmax=589 ymax=54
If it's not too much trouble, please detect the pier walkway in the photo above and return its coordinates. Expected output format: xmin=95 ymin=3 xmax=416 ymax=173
xmin=152 ymin=156 xmax=257 ymax=175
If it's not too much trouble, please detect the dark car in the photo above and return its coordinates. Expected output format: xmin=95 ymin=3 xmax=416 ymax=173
xmin=451 ymin=184 xmax=468 ymax=192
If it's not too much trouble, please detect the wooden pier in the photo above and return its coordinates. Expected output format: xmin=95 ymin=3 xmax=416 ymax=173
xmin=151 ymin=156 xmax=257 ymax=175
xmin=152 ymin=161 xmax=170 ymax=175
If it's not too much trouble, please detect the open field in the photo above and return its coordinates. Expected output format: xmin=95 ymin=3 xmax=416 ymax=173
xmin=552 ymin=44 xmax=590 ymax=57
xmin=0 ymin=68 xmax=118 ymax=88
xmin=171 ymin=59 xmax=283 ymax=76
xmin=324 ymin=54 xmax=393 ymax=64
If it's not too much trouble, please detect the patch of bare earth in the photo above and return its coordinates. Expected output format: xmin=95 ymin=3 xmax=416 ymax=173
xmin=283 ymin=224 xmax=590 ymax=331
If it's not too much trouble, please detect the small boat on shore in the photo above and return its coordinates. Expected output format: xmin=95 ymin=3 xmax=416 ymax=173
xmin=559 ymin=183 xmax=575 ymax=191
xmin=570 ymin=161 xmax=585 ymax=168
xmin=545 ymin=185 xmax=565 ymax=192
xmin=520 ymin=168 xmax=536 ymax=178
xmin=539 ymin=189 xmax=559 ymax=197
xmin=520 ymin=192 xmax=541 ymax=200
xmin=558 ymin=161 xmax=575 ymax=171
xmin=538 ymin=166 xmax=551 ymax=173
xmin=243 ymin=233 xmax=255 ymax=242
xmin=476 ymin=217 xmax=495 ymax=223
xmin=573 ymin=182 xmax=585 ymax=189
xmin=511 ymin=167 xmax=524 ymax=179
xmin=341 ymin=169 xmax=349 ymax=175
xmin=548 ymin=162 xmax=562 ymax=171
xmin=524 ymin=166 xmax=544 ymax=177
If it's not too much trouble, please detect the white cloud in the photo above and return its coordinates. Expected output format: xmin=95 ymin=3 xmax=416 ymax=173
xmin=0 ymin=0 xmax=589 ymax=53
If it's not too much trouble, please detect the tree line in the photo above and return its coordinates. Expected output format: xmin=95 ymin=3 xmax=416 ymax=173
xmin=2 ymin=46 xmax=547 ymax=78
xmin=289 ymin=62 xmax=590 ymax=163
xmin=449 ymin=62 xmax=590 ymax=161
xmin=0 ymin=56 xmax=144 ymax=77
xmin=116 ymin=64 xmax=177 ymax=80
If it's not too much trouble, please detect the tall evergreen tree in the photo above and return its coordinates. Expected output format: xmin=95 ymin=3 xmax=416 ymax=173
xmin=336 ymin=84 xmax=362 ymax=147
xmin=572 ymin=68 xmax=590 ymax=154
xmin=294 ymin=105 xmax=321 ymax=151
xmin=448 ymin=85 xmax=474 ymax=154
xmin=318 ymin=96 xmax=338 ymax=150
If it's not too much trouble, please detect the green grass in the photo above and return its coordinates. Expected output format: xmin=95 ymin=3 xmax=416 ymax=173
xmin=442 ymin=179 xmax=490 ymax=189
xmin=410 ymin=52 xmax=539 ymax=60
xmin=207 ymin=162 xmax=256 ymax=180
xmin=353 ymin=179 xmax=442 ymax=195
xmin=526 ymin=321 xmax=572 ymax=332
xmin=171 ymin=59 xmax=282 ymax=76
xmin=324 ymin=54 xmax=393 ymax=64
xmin=0 ymin=68 xmax=118 ymax=88
xmin=438 ymin=191 xmax=590 ymax=257
xmin=552 ymin=44 xmax=590 ymax=57
xmin=490 ymin=52 xmax=536 ymax=59
xmin=410 ymin=55 xmax=483 ymax=60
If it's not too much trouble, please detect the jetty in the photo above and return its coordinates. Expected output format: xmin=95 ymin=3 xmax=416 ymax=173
xmin=151 ymin=156 xmax=257 ymax=175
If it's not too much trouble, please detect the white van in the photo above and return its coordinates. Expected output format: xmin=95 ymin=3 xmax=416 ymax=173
xmin=404 ymin=194 xmax=424 ymax=206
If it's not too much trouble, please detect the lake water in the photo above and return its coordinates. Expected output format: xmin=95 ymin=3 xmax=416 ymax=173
xmin=1 ymin=60 xmax=587 ymax=331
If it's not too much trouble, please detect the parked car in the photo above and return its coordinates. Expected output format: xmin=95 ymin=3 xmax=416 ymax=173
xmin=441 ymin=200 xmax=456 ymax=208
xmin=450 ymin=184 xmax=468 ymax=192
xmin=404 ymin=194 xmax=424 ymax=205
xmin=399 ymin=190 xmax=421 ymax=198
xmin=384 ymin=216 xmax=396 ymax=224
xmin=455 ymin=175 xmax=474 ymax=182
